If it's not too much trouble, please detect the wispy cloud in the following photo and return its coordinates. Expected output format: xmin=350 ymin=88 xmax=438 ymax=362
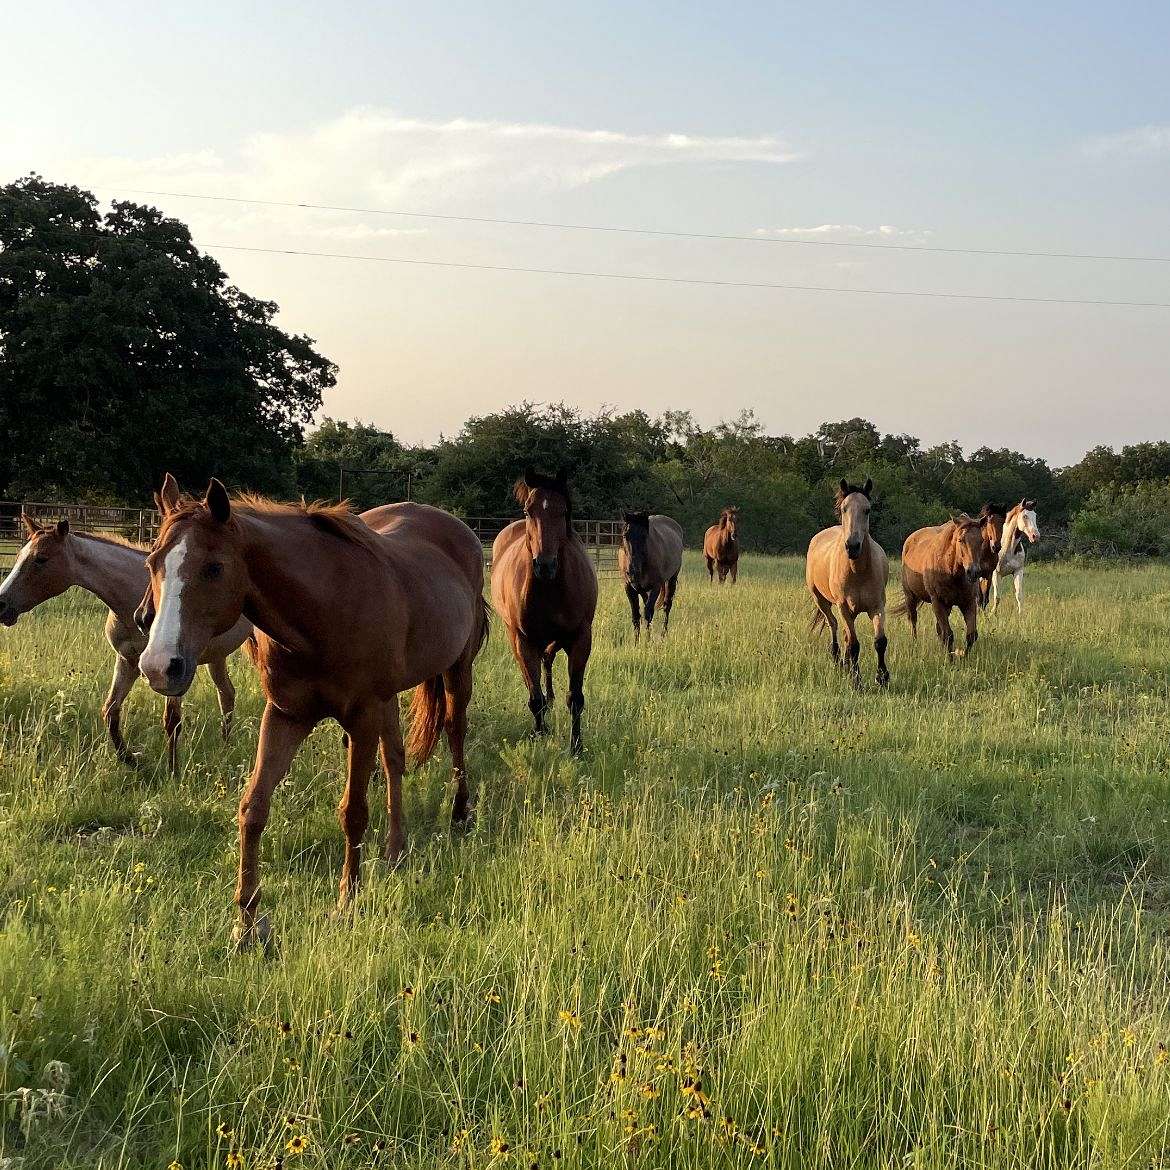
xmin=753 ymin=224 xmax=929 ymax=240
xmin=1080 ymin=124 xmax=1170 ymax=157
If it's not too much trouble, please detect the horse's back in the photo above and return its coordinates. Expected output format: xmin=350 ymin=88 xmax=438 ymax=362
xmin=650 ymin=515 xmax=684 ymax=577
xmin=901 ymin=523 xmax=946 ymax=573
xmin=360 ymin=502 xmax=484 ymax=590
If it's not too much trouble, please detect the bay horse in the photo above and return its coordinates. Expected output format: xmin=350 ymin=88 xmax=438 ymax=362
xmin=806 ymin=479 xmax=889 ymax=686
xmin=895 ymin=514 xmax=987 ymax=656
xmin=990 ymin=499 xmax=1041 ymax=613
xmin=703 ymin=507 xmax=740 ymax=584
xmin=0 ymin=513 xmax=249 ymax=771
xmin=619 ymin=512 xmax=684 ymax=639
xmin=135 ymin=474 xmax=488 ymax=951
xmin=490 ymin=470 xmax=597 ymax=754
xmin=974 ymin=503 xmax=1007 ymax=611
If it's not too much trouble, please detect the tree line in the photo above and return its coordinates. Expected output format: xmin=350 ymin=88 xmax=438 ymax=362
xmin=2 ymin=176 xmax=1167 ymax=555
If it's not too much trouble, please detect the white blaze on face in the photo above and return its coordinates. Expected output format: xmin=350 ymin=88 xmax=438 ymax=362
xmin=139 ymin=536 xmax=190 ymax=678
xmin=1023 ymin=510 xmax=1040 ymax=541
xmin=0 ymin=540 xmax=35 ymax=598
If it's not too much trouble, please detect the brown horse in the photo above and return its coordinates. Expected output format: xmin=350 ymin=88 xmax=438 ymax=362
xmin=0 ymin=513 xmax=249 ymax=770
xmin=490 ymin=470 xmax=597 ymax=754
xmin=703 ymin=507 xmax=740 ymax=584
xmin=896 ymin=514 xmax=987 ymax=656
xmin=135 ymin=474 xmax=488 ymax=950
xmin=619 ymin=512 xmax=684 ymax=639
xmin=974 ymin=503 xmax=1006 ymax=610
xmin=805 ymin=479 xmax=890 ymax=686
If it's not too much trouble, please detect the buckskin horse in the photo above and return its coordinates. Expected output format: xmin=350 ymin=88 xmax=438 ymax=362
xmin=135 ymin=475 xmax=488 ymax=951
xmin=0 ymin=513 xmax=249 ymax=770
xmin=805 ymin=479 xmax=890 ymax=687
xmin=703 ymin=507 xmax=741 ymax=584
xmin=490 ymin=470 xmax=597 ymax=754
xmin=619 ymin=512 xmax=684 ymax=639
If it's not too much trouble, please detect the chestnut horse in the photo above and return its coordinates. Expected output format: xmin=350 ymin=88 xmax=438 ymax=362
xmin=805 ymin=479 xmax=889 ymax=686
xmin=990 ymin=499 xmax=1041 ymax=613
xmin=895 ymin=514 xmax=987 ymax=656
xmin=135 ymin=475 xmax=488 ymax=950
xmin=619 ymin=512 xmax=684 ymax=639
xmin=490 ymin=470 xmax=597 ymax=754
xmin=974 ymin=503 xmax=1007 ymax=610
xmin=703 ymin=507 xmax=740 ymax=584
xmin=0 ymin=513 xmax=249 ymax=770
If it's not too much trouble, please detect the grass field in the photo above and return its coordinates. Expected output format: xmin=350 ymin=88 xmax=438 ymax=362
xmin=3 ymin=553 xmax=1170 ymax=1169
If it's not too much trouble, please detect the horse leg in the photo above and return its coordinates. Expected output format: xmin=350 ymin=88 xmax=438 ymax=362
xmin=542 ymin=648 xmax=556 ymax=704
xmin=337 ymin=709 xmax=378 ymax=910
xmin=102 ymin=654 xmax=140 ymax=767
xmin=163 ymin=697 xmax=183 ymax=775
xmin=207 ymin=655 xmax=236 ymax=741
xmin=873 ymin=609 xmax=890 ymax=687
xmin=978 ymin=578 xmax=990 ymax=612
xmin=234 ymin=704 xmax=313 ymax=950
xmin=960 ymin=598 xmax=979 ymax=654
xmin=379 ymin=699 xmax=407 ymax=864
xmin=443 ymin=654 xmax=475 ymax=826
xmin=730 ymin=561 xmax=738 ymax=584
xmin=813 ymin=592 xmax=840 ymax=663
xmin=565 ymin=627 xmax=592 ymax=756
xmin=841 ymin=607 xmax=862 ymax=687
xmin=642 ymin=589 xmax=657 ymax=638
xmin=513 ymin=630 xmax=549 ymax=735
xmin=904 ymin=590 xmax=920 ymax=638
xmin=661 ymin=573 xmax=679 ymax=636
xmin=990 ymin=571 xmax=1001 ymax=613
xmin=1014 ymin=570 xmax=1025 ymax=614
xmin=625 ymin=583 xmax=642 ymax=641
xmin=706 ymin=555 xmax=715 ymax=582
xmin=931 ymin=600 xmax=955 ymax=655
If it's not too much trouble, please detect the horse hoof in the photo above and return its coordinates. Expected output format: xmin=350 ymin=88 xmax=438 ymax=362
xmin=232 ymin=915 xmax=274 ymax=956
xmin=451 ymin=807 xmax=476 ymax=834
xmin=116 ymin=750 xmax=141 ymax=769
xmin=877 ymin=673 xmax=890 ymax=688
xmin=384 ymin=839 xmax=406 ymax=866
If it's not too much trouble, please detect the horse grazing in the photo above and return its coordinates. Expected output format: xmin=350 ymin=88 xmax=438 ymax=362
xmin=135 ymin=474 xmax=488 ymax=951
xmin=990 ymin=499 xmax=1041 ymax=613
xmin=974 ymin=503 xmax=1007 ymax=610
xmin=490 ymin=471 xmax=597 ymax=754
xmin=703 ymin=507 xmax=741 ymax=584
xmin=805 ymin=479 xmax=889 ymax=687
xmin=896 ymin=514 xmax=987 ymax=656
xmin=0 ymin=513 xmax=249 ymax=771
xmin=619 ymin=512 xmax=684 ymax=639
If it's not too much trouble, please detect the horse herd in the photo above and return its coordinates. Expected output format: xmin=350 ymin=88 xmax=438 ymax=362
xmin=0 ymin=471 xmax=1039 ymax=949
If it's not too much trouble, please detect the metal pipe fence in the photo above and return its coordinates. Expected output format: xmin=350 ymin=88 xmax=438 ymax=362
xmin=0 ymin=502 xmax=625 ymax=578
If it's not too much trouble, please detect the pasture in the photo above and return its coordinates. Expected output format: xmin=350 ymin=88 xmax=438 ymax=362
xmin=2 ymin=553 xmax=1170 ymax=1169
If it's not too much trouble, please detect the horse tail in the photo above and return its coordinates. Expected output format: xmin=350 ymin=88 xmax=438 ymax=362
xmin=809 ymin=608 xmax=828 ymax=635
xmin=406 ymin=675 xmax=446 ymax=769
xmin=475 ymin=593 xmax=490 ymax=655
xmin=889 ymin=597 xmax=910 ymax=618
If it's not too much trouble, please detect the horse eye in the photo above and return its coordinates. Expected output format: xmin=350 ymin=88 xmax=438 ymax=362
xmin=203 ymin=562 xmax=224 ymax=580
xmin=33 ymin=555 xmax=49 ymax=565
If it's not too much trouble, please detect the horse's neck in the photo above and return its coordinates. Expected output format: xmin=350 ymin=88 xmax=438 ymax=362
xmin=71 ymin=536 xmax=148 ymax=624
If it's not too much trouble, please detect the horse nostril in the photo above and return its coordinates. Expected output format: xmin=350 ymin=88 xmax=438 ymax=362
xmin=165 ymin=656 xmax=185 ymax=680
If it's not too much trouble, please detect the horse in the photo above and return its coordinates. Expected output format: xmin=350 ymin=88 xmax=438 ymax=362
xmin=619 ymin=512 xmax=684 ymax=640
xmin=895 ymin=514 xmax=988 ymax=656
xmin=0 ymin=513 xmax=249 ymax=771
xmin=990 ymin=499 xmax=1041 ymax=613
xmin=974 ymin=503 xmax=1007 ymax=610
xmin=134 ymin=474 xmax=489 ymax=951
xmin=703 ymin=507 xmax=741 ymax=584
xmin=805 ymin=479 xmax=889 ymax=687
xmin=490 ymin=470 xmax=597 ymax=754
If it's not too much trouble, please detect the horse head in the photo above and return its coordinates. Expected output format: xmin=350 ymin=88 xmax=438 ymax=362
xmin=835 ymin=478 xmax=873 ymax=561
xmin=514 ymin=469 xmax=573 ymax=582
xmin=0 ymin=514 xmax=75 ymax=626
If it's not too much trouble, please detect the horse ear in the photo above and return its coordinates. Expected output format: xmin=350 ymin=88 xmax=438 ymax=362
xmin=205 ymin=478 xmax=231 ymax=524
xmin=158 ymin=473 xmax=182 ymax=516
xmin=522 ymin=467 xmax=537 ymax=489
xmin=56 ymin=518 xmax=70 ymax=537
xmin=863 ymin=478 xmax=873 ymax=496
xmin=1025 ymin=499 xmax=1035 ymax=509
xmin=839 ymin=478 xmax=849 ymax=495
xmin=20 ymin=512 xmax=42 ymax=536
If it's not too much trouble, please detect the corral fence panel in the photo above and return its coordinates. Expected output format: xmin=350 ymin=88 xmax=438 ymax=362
xmin=0 ymin=502 xmax=624 ymax=578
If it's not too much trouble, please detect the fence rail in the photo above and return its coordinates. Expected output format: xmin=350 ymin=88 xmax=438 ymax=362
xmin=0 ymin=502 xmax=625 ymax=578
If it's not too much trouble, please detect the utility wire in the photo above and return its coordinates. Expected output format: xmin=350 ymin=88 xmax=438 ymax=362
xmin=101 ymin=186 xmax=1170 ymax=265
xmin=205 ymin=242 xmax=1170 ymax=308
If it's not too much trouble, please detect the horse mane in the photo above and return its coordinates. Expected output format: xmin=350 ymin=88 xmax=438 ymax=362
xmin=977 ymin=502 xmax=1007 ymax=521
xmin=623 ymin=510 xmax=650 ymax=528
xmin=834 ymin=482 xmax=871 ymax=513
xmin=720 ymin=506 xmax=739 ymax=524
xmin=72 ymin=530 xmax=148 ymax=552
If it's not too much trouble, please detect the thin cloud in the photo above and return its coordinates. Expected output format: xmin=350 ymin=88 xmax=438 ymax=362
xmin=1081 ymin=125 xmax=1170 ymax=157
xmin=753 ymin=224 xmax=929 ymax=239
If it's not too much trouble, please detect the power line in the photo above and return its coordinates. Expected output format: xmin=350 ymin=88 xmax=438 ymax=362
xmin=205 ymin=241 xmax=1170 ymax=308
xmin=101 ymin=185 xmax=1170 ymax=265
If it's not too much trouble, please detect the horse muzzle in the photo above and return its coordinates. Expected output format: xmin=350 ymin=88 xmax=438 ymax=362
xmin=0 ymin=600 xmax=19 ymax=627
xmin=532 ymin=555 xmax=559 ymax=581
xmin=139 ymin=650 xmax=196 ymax=696
xmin=845 ymin=540 xmax=863 ymax=560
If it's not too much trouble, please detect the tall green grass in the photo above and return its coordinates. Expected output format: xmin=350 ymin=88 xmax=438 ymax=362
xmin=2 ymin=554 xmax=1169 ymax=1168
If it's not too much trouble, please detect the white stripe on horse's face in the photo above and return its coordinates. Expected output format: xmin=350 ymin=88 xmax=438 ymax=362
xmin=1022 ymin=509 xmax=1040 ymax=541
xmin=0 ymin=540 xmax=35 ymax=596
xmin=140 ymin=536 xmax=190 ymax=676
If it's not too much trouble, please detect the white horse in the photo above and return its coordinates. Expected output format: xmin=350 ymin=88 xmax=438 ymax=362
xmin=990 ymin=500 xmax=1040 ymax=613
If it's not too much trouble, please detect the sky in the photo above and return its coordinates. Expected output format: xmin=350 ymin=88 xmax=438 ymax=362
xmin=2 ymin=0 xmax=1169 ymax=466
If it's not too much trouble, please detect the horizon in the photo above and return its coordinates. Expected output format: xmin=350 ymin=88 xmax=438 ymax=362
xmin=3 ymin=1 xmax=1169 ymax=465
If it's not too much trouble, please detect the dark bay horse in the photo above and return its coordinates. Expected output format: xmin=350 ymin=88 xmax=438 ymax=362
xmin=135 ymin=475 xmax=488 ymax=950
xmin=805 ymin=479 xmax=890 ymax=686
xmin=619 ymin=512 xmax=684 ymax=639
xmin=490 ymin=470 xmax=597 ymax=754
xmin=895 ymin=515 xmax=986 ymax=656
xmin=703 ymin=507 xmax=740 ymax=584
xmin=0 ymin=513 xmax=249 ymax=770
xmin=974 ymin=503 xmax=1006 ymax=611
